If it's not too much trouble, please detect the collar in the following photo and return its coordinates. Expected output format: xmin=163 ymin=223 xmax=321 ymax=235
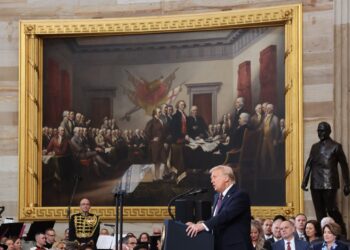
xmin=221 ymin=183 xmax=233 ymax=198
xmin=297 ymin=230 xmax=304 ymax=236
xmin=284 ymin=238 xmax=295 ymax=248
xmin=265 ymin=234 xmax=273 ymax=239
xmin=322 ymin=241 xmax=337 ymax=249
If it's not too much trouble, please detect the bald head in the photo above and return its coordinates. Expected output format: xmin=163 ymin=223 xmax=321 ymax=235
xmin=79 ymin=198 xmax=91 ymax=214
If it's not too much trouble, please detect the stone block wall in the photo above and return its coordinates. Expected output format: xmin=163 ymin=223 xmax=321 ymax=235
xmin=0 ymin=0 xmax=345 ymax=237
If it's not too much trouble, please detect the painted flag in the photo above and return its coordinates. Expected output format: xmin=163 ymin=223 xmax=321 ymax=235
xmin=166 ymin=84 xmax=183 ymax=104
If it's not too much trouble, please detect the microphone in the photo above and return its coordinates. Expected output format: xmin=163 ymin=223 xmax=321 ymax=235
xmin=183 ymin=188 xmax=208 ymax=196
xmin=167 ymin=188 xmax=208 ymax=220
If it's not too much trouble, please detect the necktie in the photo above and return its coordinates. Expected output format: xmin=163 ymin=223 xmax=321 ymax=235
xmin=215 ymin=193 xmax=223 ymax=215
xmin=286 ymin=241 xmax=291 ymax=250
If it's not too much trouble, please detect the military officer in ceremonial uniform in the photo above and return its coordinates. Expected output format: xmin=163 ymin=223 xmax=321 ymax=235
xmin=69 ymin=198 xmax=100 ymax=247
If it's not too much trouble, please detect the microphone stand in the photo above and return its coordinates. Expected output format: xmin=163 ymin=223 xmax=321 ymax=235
xmin=167 ymin=188 xmax=195 ymax=220
xmin=113 ymin=188 xmax=126 ymax=250
xmin=67 ymin=176 xmax=81 ymax=228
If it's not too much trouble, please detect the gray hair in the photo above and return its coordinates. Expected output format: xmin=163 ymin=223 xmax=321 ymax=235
xmin=320 ymin=216 xmax=335 ymax=229
xmin=209 ymin=165 xmax=235 ymax=181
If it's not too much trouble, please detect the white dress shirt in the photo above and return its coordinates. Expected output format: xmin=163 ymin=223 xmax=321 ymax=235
xmin=284 ymin=238 xmax=295 ymax=250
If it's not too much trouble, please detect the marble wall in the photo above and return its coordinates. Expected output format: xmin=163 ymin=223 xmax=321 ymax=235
xmin=0 ymin=0 xmax=347 ymax=237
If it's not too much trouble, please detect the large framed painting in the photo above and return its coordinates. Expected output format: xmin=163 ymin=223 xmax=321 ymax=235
xmin=19 ymin=4 xmax=303 ymax=221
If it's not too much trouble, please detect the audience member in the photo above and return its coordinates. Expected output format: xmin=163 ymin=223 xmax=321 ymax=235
xmin=99 ymin=228 xmax=110 ymax=236
xmin=4 ymin=239 xmax=14 ymax=250
xmin=125 ymin=235 xmax=138 ymax=250
xmin=30 ymin=233 xmax=48 ymax=250
xmin=12 ymin=238 xmax=21 ymax=250
xmin=152 ymin=227 xmax=161 ymax=237
xmin=294 ymin=214 xmax=307 ymax=241
xmin=262 ymin=219 xmax=273 ymax=240
xmin=52 ymin=241 xmax=66 ymax=250
xmin=45 ymin=228 xmax=56 ymax=249
xmin=267 ymin=219 xmax=283 ymax=244
xmin=273 ymin=215 xmax=286 ymax=222
xmin=138 ymin=233 xmax=150 ymax=243
xmin=320 ymin=216 xmax=335 ymax=229
xmin=63 ymin=228 xmax=69 ymax=241
xmin=271 ymin=220 xmax=309 ymax=250
xmin=251 ymin=220 xmax=272 ymax=250
xmin=304 ymin=220 xmax=322 ymax=247
xmin=126 ymin=233 xmax=136 ymax=238
xmin=313 ymin=222 xmax=348 ymax=250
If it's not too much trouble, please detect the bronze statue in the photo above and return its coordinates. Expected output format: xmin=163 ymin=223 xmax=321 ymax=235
xmin=302 ymin=122 xmax=350 ymax=235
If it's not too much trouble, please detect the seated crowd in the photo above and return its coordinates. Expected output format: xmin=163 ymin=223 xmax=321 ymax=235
xmin=251 ymin=214 xmax=350 ymax=250
xmin=1 ymin=214 xmax=349 ymax=250
xmin=0 ymin=226 xmax=162 ymax=250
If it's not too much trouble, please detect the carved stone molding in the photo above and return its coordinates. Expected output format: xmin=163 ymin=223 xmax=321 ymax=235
xmin=22 ymin=8 xmax=293 ymax=36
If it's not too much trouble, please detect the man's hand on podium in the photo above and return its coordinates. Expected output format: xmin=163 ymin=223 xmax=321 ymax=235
xmin=186 ymin=222 xmax=205 ymax=238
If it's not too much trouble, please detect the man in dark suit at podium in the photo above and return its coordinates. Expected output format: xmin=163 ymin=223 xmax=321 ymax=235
xmin=186 ymin=165 xmax=253 ymax=250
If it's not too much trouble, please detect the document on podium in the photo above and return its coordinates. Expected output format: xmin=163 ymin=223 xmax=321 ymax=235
xmin=96 ymin=235 xmax=114 ymax=249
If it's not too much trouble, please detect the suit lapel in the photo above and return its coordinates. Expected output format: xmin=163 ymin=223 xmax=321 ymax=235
xmin=216 ymin=184 xmax=238 ymax=215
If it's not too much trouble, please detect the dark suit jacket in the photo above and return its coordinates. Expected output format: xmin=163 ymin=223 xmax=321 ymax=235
xmin=293 ymin=231 xmax=306 ymax=241
xmin=267 ymin=237 xmax=279 ymax=245
xmin=204 ymin=184 xmax=253 ymax=250
xmin=272 ymin=239 xmax=309 ymax=250
xmin=312 ymin=240 xmax=349 ymax=250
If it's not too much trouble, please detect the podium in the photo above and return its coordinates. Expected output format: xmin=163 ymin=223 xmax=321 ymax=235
xmin=162 ymin=220 xmax=213 ymax=250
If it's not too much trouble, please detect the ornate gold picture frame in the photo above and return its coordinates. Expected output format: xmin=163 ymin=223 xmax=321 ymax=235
xmin=19 ymin=4 xmax=303 ymax=221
